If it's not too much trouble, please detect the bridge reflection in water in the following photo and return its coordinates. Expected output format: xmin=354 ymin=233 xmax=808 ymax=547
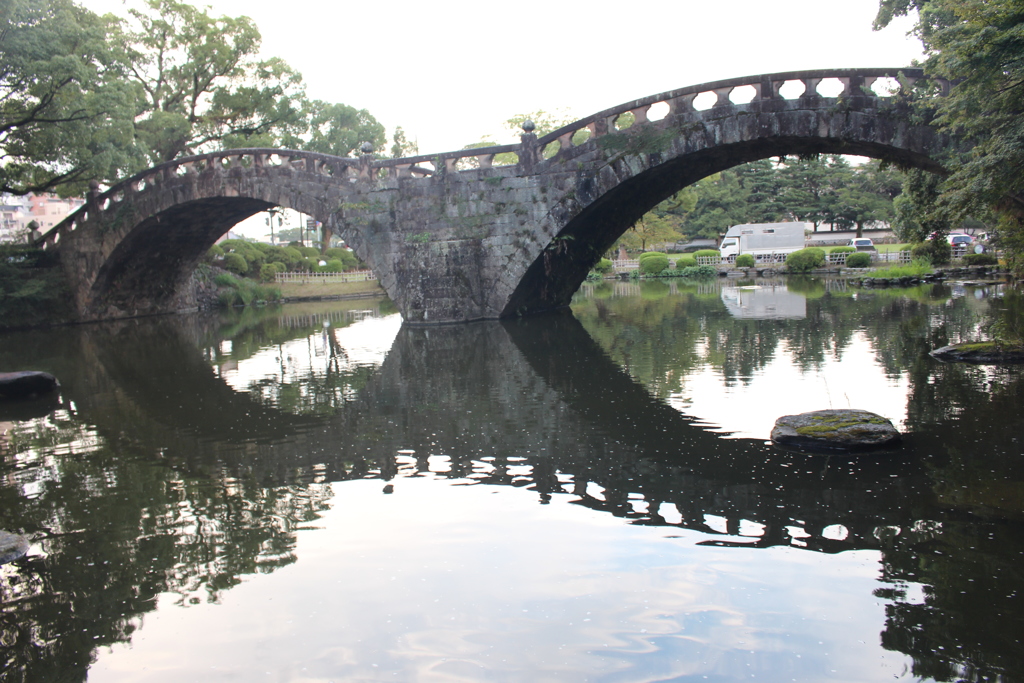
xmin=1 ymin=287 xmax=1022 ymax=681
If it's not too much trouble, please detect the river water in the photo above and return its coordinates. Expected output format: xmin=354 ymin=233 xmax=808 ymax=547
xmin=1 ymin=277 xmax=1022 ymax=682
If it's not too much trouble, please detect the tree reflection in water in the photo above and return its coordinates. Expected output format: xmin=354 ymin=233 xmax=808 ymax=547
xmin=0 ymin=280 xmax=1020 ymax=682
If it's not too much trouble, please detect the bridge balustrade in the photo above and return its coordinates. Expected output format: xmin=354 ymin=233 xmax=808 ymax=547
xmin=36 ymin=67 xmax=946 ymax=252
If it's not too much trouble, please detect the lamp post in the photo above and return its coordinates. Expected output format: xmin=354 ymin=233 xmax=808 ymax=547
xmin=265 ymin=207 xmax=283 ymax=245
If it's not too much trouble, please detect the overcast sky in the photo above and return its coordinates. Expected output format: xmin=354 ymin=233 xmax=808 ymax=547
xmin=82 ymin=0 xmax=924 ymax=155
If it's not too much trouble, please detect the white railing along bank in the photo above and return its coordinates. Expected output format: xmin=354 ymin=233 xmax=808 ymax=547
xmin=275 ymin=270 xmax=376 ymax=284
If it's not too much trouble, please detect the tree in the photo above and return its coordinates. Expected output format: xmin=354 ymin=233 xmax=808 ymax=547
xmin=875 ymin=0 xmax=1024 ymax=273
xmin=297 ymin=100 xmax=385 ymax=157
xmin=118 ymin=0 xmax=308 ymax=164
xmin=0 ymin=0 xmax=137 ymax=195
xmin=677 ymin=171 xmax=751 ymax=239
xmin=390 ymin=126 xmax=418 ymax=158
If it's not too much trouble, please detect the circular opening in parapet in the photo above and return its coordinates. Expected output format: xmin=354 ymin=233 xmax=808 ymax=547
xmin=646 ymin=101 xmax=670 ymax=121
xmin=542 ymin=141 xmax=560 ymax=159
xmin=494 ymin=151 xmax=518 ymax=167
xmin=571 ymin=128 xmax=592 ymax=145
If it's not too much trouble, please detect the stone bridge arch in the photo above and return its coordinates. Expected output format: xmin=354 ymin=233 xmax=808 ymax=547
xmin=499 ymin=68 xmax=949 ymax=316
xmin=39 ymin=68 xmax=951 ymax=324
xmin=42 ymin=150 xmax=387 ymax=319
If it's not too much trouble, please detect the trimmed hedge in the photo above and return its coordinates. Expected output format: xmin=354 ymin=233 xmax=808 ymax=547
xmin=693 ymin=249 xmax=720 ymax=260
xmin=593 ymin=258 xmax=613 ymax=274
xmin=675 ymin=255 xmax=697 ymax=269
xmin=785 ymin=247 xmax=826 ymax=273
xmin=962 ymin=252 xmax=998 ymax=266
xmin=639 ymin=252 xmax=669 ymax=274
xmin=735 ymin=253 xmax=755 ymax=268
xmin=830 ymin=245 xmax=856 ymax=254
xmin=223 ymin=252 xmax=248 ymax=275
xmin=845 ymin=252 xmax=872 ymax=268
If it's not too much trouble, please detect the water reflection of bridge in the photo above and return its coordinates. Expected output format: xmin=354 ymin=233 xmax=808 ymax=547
xmin=57 ymin=311 xmax=937 ymax=557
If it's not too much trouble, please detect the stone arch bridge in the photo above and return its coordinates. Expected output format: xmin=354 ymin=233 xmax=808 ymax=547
xmin=38 ymin=67 xmax=949 ymax=324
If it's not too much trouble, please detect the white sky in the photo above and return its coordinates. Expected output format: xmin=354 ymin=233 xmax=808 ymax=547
xmin=82 ymin=0 xmax=924 ymax=154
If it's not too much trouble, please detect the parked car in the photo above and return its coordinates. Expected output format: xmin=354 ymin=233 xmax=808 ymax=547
xmin=847 ymin=238 xmax=876 ymax=252
xmin=947 ymin=233 xmax=973 ymax=247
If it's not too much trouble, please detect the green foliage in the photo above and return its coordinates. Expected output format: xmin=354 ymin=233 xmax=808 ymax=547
xmin=638 ymin=252 xmax=669 ymax=274
xmin=693 ymin=249 xmax=720 ymax=260
xmin=845 ymin=252 xmax=873 ymax=268
xmin=785 ymin=247 xmax=826 ymax=273
xmin=593 ymin=258 xmax=613 ymax=274
xmin=213 ymin=272 xmax=237 ymax=287
xmin=734 ymin=254 xmax=755 ymax=268
xmin=0 ymin=244 xmax=74 ymax=327
xmin=258 ymin=263 xmax=277 ymax=282
xmin=206 ymin=244 xmax=225 ymax=260
xmin=876 ymin=0 xmax=1024 ymax=275
xmin=910 ymin=239 xmax=951 ymax=265
xmin=214 ymin=269 xmax=282 ymax=306
xmin=298 ymin=246 xmax=319 ymax=258
xmin=675 ymin=255 xmax=697 ymax=269
xmin=0 ymin=0 xmax=137 ymax=195
xmin=962 ymin=252 xmax=998 ymax=266
xmin=223 ymin=252 xmax=248 ymax=275
xmin=322 ymin=259 xmax=345 ymax=272
xmin=830 ymin=246 xmax=856 ymax=254
xmin=868 ymin=260 xmax=934 ymax=279
xmin=299 ymin=100 xmax=386 ymax=157
xmin=675 ymin=264 xmax=718 ymax=279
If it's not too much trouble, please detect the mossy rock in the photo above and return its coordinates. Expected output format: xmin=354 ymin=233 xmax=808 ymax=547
xmin=930 ymin=341 xmax=1024 ymax=364
xmin=771 ymin=409 xmax=900 ymax=453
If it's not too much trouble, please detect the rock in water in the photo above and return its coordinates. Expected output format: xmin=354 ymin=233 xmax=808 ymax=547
xmin=0 ymin=371 xmax=59 ymax=400
xmin=771 ymin=409 xmax=901 ymax=453
xmin=930 ymin=342 xmax=1024 ymax=364
xmin=0 ymin=531 xmax=29 ymax=565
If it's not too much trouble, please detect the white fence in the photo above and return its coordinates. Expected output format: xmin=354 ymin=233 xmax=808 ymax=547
xmin=275 ymin=270 xmax=376 ymax=284
xmin=613 ymin=250 xmax=914 ymax=270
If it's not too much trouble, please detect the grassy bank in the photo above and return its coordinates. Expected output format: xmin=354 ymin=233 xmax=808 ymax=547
xmin=278 ymin=279 xmax=385 ymax=300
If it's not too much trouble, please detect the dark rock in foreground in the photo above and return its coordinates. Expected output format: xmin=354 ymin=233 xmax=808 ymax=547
xmin=0 ymin=371 xmax=59 ymax=400
xmin=0 ymin=531 xmax=29 ymax=565
xmin=930 ymin=342 xmax=1024 ymax=364
xmin=771 ymin=409 xmax=901 ymax=453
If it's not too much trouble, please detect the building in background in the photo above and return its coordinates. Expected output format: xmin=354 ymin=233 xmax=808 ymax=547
xmin=0 ymin=193 xmax=85 ymax=243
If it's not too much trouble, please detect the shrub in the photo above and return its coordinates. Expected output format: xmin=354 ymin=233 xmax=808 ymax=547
xmin=593 ymin=258 xmax=613 ymax=274
xmin=259 ymin=263 xmax=278 ymax=282
xmin=911 ymin=240 xmax=951 ymax=265
xmin=323 ymin=259 xmax=345 ymax=272
xmin=830 ymin=245 xmax=856 ymax=254
xmin=675 ymin=255 xmax=697 ymax=269
xmin=845 ymin=252 xmax=872 ymax=268
xmin=214 ymin=272 xmax=238 ymax=287
xmin=785 ymin=247 xmax=826 ymax=273
xmin=693 ymin=249 xmax=720 ymax=261
xmin=870 ymin=259 xmax=934 ymax=279
xmin=638 ymin=252 xmax=669 ymax=275
xmin=206 ymin=244 xmax=225 ymax=261
xmin=676 ymin=264 xmax=718 ymax=279
xmin=299 ymin=246 xmax=319 ymax=258
xmin=963 ymin=252 xmax=998 ymax=266
xmin=223 ymin=252 xmax=248 ymax=275
xmin=735 ymin=253 xmax=755 ymax=268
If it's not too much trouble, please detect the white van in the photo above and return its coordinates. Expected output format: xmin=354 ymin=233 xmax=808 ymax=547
xmin=720 ymin=222 xmax=807 ymax=261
